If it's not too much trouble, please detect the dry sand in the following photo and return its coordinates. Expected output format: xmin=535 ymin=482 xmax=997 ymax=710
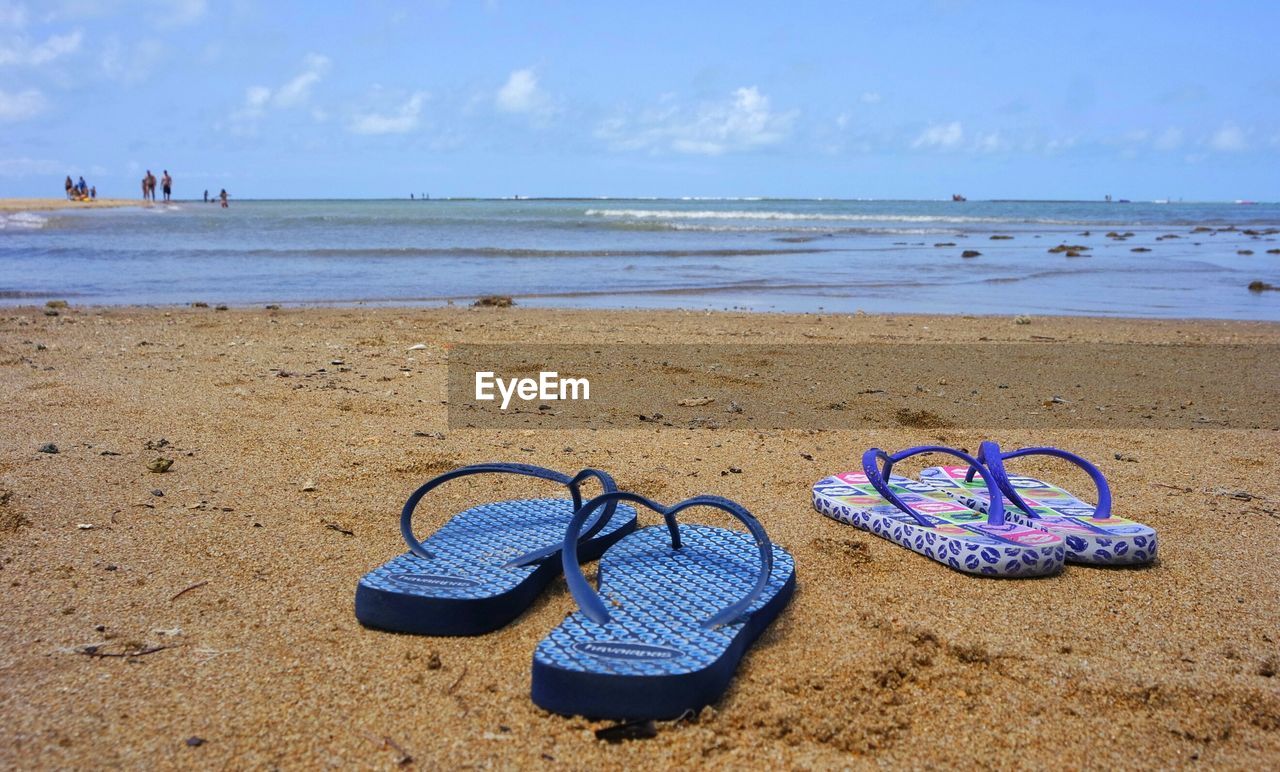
xmin=0 ymin=198 xmax=138 ymax=213
xmin=1 ymin=305 xmax=1277 ymax=769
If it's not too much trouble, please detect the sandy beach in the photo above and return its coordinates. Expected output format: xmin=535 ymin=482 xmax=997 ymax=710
xmin=1 ymin=304 xmax=1277 ymax=769
xmin=0 ymin=198 xmax=139 ymax=213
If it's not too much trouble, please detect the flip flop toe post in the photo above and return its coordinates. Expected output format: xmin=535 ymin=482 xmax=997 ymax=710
xmin=812 ymin=446 xmax=1066 ymax=577
xmin=920 ymin=441 xmax=1158 ymax=566
xmin=355 ymin=463 xmax=638 ymax=636
xmin=531 ymin=493 xmax=796 ymax=720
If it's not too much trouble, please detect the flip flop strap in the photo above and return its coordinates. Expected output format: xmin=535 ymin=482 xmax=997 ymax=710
xmin=399 ymin=462 xmax=620 ymax=562
xmin=862 ymin=445 xmax=1007 ymax=527
xmin=561 ymin=491 xmax=775 ymax=629
xmin=968 ymin=441 xmax=1112 ymax=520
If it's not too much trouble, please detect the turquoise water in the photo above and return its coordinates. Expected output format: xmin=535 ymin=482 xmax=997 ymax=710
xmin=2 ymin=198 xmax=1278 ymax=319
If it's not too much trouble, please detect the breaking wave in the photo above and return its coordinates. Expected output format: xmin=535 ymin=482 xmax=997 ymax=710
xmin=0 ymin=212 xmax=49 ymax=230
xmin=584 ymin=208 xmax=1079 ymax=225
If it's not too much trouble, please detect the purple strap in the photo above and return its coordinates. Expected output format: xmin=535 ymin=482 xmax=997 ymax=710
xmin=862 ymin=445 xmax=1006 ymax=527
xmin=399 ymin=462 xmax=620 ymax=564
xmin=967 ymin=441 xmax=1112 ymax=520
xmin=561 ymin=492 xmax=774 ymax=629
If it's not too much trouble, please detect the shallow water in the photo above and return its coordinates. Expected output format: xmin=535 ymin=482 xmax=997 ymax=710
xmin=2 ymin=198 xmax=1278 ymax=319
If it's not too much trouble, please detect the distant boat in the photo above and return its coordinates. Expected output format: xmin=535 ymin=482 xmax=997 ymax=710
xmin=951 ymin=194 xmax=967 ymax=202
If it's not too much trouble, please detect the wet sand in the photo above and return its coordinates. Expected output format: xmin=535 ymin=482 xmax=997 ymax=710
xmin=0 ymin=198 xmax=138 ymax=212
xmin=1 ymin=305 xmax=1277 ymax=768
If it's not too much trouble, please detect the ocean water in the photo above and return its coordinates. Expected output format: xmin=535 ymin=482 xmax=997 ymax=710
xmin=2 ymin=198 xmax=1278 ymax=319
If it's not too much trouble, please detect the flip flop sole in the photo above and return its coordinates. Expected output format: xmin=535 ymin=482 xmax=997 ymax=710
xmin=919 ymin=466 xmax=1158 ymax=566
xmin=356 ymin=498 xmax=637 ymax=636
xmin=531 ymin=525 xmax=795 ymax=720
xmin=812 ymin=473 xmax=1065 ymax=577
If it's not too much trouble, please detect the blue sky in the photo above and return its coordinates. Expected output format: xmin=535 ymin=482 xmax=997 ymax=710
xmin=1 ymin=0 xmax=1277 ymax=200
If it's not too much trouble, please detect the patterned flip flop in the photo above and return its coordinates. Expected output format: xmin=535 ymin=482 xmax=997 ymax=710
xmin=531 ymin=492 xmax=796 ymax=720
xmin=812 ymin=445 xmax=1065 ymax=577
xmin=919 ymin=441 xmax=1158 ymax=566
xmin=355 ymin=463 xmax=638 ymax=636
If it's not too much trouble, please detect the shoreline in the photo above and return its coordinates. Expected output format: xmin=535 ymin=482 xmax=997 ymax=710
xmin=9 ymin=300 xmax=1280 ymax=326
xmin=2 ymin=304 xmax=1277 ymax=767
xmin=4 ymin=197 xmax=1277 ymax=321
xmin=0 ymin=198 xmax=141 ymax=213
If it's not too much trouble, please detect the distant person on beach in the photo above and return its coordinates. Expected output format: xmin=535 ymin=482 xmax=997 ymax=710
xmin=90 ymin=186 xmax=96 ymax=201
xmin=219 ymin=189 xmax=228 ymax=208
xmin=77 ymin=177 xmax=87 ymax=197
xmin=162 ymin=170 xmax=172 ymax=202
xmin=65 ymin=176 xmax=74 ymax=200
xmin=203 ymin=190 xmax=208 ymax=203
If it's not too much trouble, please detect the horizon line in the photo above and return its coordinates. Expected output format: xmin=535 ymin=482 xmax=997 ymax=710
xmin=37 ymin=196 xmax=1273 ymax=205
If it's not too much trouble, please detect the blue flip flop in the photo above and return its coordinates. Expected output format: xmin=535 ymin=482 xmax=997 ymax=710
xmin=812 ymin=446 xmax=1066 ymax=577
xmin=920 ymin=441 xmax=1158 ymax=566
xmin=355 ymin=463 xmax=638 ymax=636
xmin=531 ymin=492 xmax=795 ymax=720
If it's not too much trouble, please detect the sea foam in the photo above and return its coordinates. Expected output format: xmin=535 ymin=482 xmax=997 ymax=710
xmin=584 ymin=208 xmax=1071 ymax=224
xmin=0 ymin=212 xmax=48 ymax=230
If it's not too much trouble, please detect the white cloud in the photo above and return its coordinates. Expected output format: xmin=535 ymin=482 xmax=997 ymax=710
xmin=495 ymin=67 xmax=547 ymax=114
xmin=29 ymin=29 xmax=79 ymax=62
xmin=598 ymin=86 xmax=795 ymax=155
xmin=859 ymin=91 xmax=881 ymax=104
xmin=99 ymin=36 xmax=164 ymax=83
xmin=0 ymin=87 xmax=45 ymax=121
xmin=41 ymin=0 xmax=202 ymax=27
xmin=272 ymin=53 xmax=330 ymax=107
xmin=232 ymin=54 xmax=330 ymax=129
xmin=1209 ymin=123 xmax=1247 ymax=152
xmin=1153 ymin=127 xmax=1183 ymax=151
xmin=156 ymin=0 xmax=206 ymax=28
xmin=973 ymin=131 xmax=1006 ymax=153
xmin=349 ymin=92 xmax=427 ymax=135
xmin=0 ymin=156 xmax=62 ymax=176
xmin=912 ymin=121 xmax=963 ymax=150
xmin=0 ymin=29 xmax=81 ymax=66
xmin=1104 ymin=127 xmax=1188 ymax=155
xmin=1043 ymin=136 xmax=1077 ymax=154
xmin=244 ymin=85 xmax=271 ymax=109
xmin=0 ymin=2 xmax=27 ymax=27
